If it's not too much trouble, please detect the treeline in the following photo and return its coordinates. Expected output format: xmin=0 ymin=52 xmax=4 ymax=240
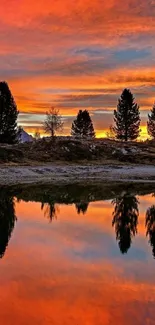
xmin=39 ymin=88 xmax=155 ymax=142
xmin=0 ymin=80 xmax=155 ymax=143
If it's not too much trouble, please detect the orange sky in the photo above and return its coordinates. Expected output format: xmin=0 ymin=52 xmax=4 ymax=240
xmin=1 ymin=0 xmax=155 ymax=138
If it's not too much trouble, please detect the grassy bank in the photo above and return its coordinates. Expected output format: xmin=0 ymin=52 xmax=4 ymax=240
xmin=0 ymin=137 xmax=155 ymax=165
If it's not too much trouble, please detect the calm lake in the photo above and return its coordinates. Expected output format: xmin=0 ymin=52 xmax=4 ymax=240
xmin=0 ymin=183 xmax=155 ymax=324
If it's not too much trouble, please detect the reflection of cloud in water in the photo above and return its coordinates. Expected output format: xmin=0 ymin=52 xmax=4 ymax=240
xmin=1 ymin=188 xmax=155 ymax=324
xmin=6 ymin=194 xmax=155 ymax=324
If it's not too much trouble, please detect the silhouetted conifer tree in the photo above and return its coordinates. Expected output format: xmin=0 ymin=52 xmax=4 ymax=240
xmin=75 ymin=202 xmax=89 ymax=215
xmin=0 ymin=191 xmax=17 ymax=258
xmin=146 ymin=205 xmax=155 ymax=258
xmin=147 ymin=104 xmax=155 ymax=139
xmin=71 ymin=110 xmax=95 ymax=138
xmin=113 ymin=89 xmax=140 ymax=141
xmin=112 ymin=194 xmax=139 ymax=254
xmin=0 ymin=81 xmax=19 ymax=144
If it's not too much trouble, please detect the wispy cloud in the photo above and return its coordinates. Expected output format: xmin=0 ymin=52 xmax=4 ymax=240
xmin=0 ymin=0 xmax=154 ymax=137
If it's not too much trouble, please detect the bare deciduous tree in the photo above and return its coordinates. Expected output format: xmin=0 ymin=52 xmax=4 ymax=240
xmin=44 ymin=107 xmax=63 ymax=140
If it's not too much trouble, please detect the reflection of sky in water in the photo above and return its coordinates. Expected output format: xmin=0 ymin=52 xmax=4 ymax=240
xmin=0 ymin=195 xmax=155 ymax=324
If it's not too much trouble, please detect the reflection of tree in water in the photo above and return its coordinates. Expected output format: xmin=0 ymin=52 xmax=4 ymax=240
xmin=146 ymin=205 xmax=155 ymax=258
xmin=112 ymin=194 xmax=139 ymax=254
xmin=75 ymin=202 xmax=89 ymax=215
xmin=0 ymin=192 xmax=17 ymax=258
xmin=41 ymin=202 xmax=59 ymax=222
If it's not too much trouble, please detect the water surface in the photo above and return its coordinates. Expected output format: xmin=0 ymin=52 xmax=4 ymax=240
xmin=0 ymin=185 xmax=155 ymax=324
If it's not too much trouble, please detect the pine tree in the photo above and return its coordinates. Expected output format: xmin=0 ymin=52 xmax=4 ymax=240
xmin=146 ymin=205 xmax=155 ymax=259
xmin=75 ymin=202 xmax=89 ymax=215
xmin=71 ymin=110 xmax=95 ymax=138
xmin=112 ymin=194 xmax=139 ymax=254
xmin=0 ymin=190 xmax=17 ymax=258
xmin=0 ymin=81 xmax=19 ymax=144
xmin=147 ymin=104 xmax=155 ymax=138
xmin=113 ymin=89 xmax=140 ymax=141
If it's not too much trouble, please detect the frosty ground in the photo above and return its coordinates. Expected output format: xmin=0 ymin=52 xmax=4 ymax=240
xmin=1 ymin=164 xmax=155 ymax=185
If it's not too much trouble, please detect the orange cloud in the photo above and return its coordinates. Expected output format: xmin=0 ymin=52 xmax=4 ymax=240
xmin=0 ymin=0 xmax=154 ymax=137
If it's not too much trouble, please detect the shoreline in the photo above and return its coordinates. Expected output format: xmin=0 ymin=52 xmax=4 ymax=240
xmin=1 ymin=164 xmax=155 ymax=186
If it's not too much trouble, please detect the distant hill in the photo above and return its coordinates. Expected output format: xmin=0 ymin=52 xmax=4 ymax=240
xmin=18 ymin=129 xmax=33 ymax=143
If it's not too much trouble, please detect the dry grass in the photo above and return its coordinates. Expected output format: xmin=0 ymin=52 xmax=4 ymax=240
xmin=0 ymin=137 xmax=155 ymax=165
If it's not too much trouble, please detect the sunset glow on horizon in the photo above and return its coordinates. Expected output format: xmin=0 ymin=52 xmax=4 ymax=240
xmin=1 ymin=0 xmax=155 ymax=139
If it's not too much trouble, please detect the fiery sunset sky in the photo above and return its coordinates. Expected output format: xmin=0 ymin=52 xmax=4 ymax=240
xmin=1 ymin=0 xmax=155 ymax=138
